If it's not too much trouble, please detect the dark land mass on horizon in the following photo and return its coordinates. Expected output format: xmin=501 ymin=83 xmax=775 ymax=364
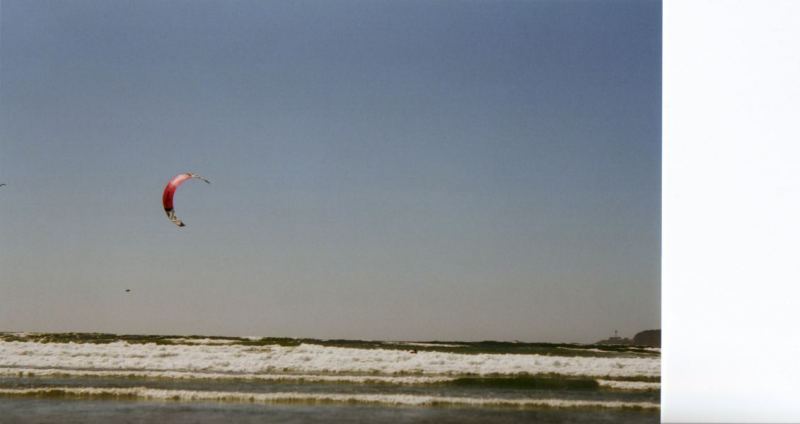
xmin=596 ymin=330 xmax=661 ymax=348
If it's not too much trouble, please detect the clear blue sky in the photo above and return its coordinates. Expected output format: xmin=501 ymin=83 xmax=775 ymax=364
xmin=0 ymin=0 xmax=660 ymax=342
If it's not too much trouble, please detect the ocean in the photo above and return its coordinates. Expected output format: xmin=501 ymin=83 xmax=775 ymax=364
xmin=0 ymin=333 xmax=659 ymax=423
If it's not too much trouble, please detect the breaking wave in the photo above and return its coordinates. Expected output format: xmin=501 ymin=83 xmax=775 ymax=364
xmin=0 ymin=341 xmax=659 ymax=378
xmin=596 ymin=379 xmax=660 ymax=391
xmin=0 ymin=387 xmax=659 ymax=410
xmin=0 ymin=367 xmax=659 ymax=391
xmin=0 ymin=367 xmax=452 ymax=385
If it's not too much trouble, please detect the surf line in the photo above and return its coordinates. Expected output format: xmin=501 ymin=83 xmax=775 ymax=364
xmin=0 ymin=387 xmax=660 ymax=410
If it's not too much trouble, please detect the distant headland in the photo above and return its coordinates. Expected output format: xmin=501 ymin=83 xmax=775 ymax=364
xmin=596 ymin=329 xmax=660 ymax=347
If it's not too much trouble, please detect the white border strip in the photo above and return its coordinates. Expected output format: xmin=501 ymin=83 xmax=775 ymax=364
xmin=663 ymin=1 xmax=800 ymax=422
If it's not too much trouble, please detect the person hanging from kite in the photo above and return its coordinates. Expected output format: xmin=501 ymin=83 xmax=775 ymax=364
xmin=162 ymin=173 xmax=210 ymax=227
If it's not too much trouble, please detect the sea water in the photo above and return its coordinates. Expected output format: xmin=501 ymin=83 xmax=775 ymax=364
xmin=0 ymin=333 xmax=659 ymax=423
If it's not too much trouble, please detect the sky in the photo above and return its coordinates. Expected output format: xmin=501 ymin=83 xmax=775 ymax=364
xmin=0 ymin=0 xmax=661 ymax=343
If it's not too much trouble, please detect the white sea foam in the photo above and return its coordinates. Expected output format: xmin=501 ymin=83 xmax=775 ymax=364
xmin=0 ymin=367 xmax=452 ymax=384
xmin=0 ymin=387 xmax=659 ymax=410
xmin=0 ymin=341 xmax=659 ymax=378
xmin=0 ymin=368 xmax=660 ymax=391
xmin=557 ymin=347 xmax=617 ymax=354
xmin=596 ymin=379 xmax=661 ymax=391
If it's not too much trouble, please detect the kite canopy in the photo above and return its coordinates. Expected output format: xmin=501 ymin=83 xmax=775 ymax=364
xmin=162 ymin=173 xmax=210 ymax=227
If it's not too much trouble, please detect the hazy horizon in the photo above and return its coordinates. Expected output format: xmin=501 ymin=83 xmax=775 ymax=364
xmin=0 ymin=0 xmax=660 ymax=343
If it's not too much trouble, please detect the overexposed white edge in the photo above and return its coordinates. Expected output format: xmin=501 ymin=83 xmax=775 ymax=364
xmin=663 ymin=1 xmax=800 ymax=422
